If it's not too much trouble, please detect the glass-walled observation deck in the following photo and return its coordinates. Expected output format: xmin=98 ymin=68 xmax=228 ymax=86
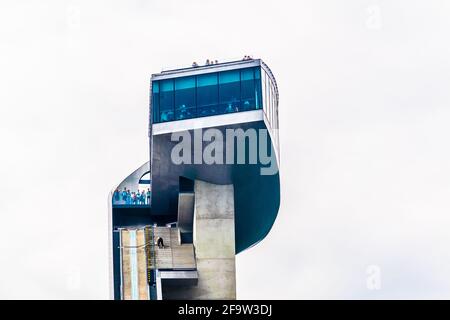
xmin=151 ymin=66 xmax=263 ymax=123
xmin=150 ymin=58 xmax=279 ymax=160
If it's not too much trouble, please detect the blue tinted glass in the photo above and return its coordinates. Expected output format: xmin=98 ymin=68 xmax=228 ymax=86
xmin=197 ymin=73 xmax=218 ymax=117
xmin=255 ymin=67 xmax=261 ymax=79
xmin=241 ymin=68 xmax=255 ymax=111
xmin=219 ymin=70 xmax=240 ymax=114
xmin=152 ymin=81 xmax=159 ymax=93
xmin=161 ymin=79 xmax=174 ymax=92
xmin=197 ymin=73 xmax=218 ymax=87
xmin=175 ymin=76 xmax=196 ymax=120
xmin=219 ymin=70 xmax=240 ymax=84
xmin=255 ymin=68 xmax=262 ymax=109
xmin=159 ymin=79 xmax=174 ymax=122
xmin=152 ymin=81 xmax=160 ymax=123
xmin=152 ymin=68 xmax=265 ymax=123
xmin=241 ymin=68 xmax=254 ymax=81
xmin=175 ymin=76 xmax=195 ymax=90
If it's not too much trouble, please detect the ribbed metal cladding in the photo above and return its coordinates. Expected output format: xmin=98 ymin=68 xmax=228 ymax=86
xmin=144 ymin=226 xmax=155 ymax=282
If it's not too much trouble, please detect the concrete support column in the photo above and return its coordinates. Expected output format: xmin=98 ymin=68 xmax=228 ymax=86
xmin=192 ymin=180 xmax=236 ymax=299
xmin=161 ymin=180 xmax=236 ymax=299
xmin=156 ymin=270 xmax=162 ymax=300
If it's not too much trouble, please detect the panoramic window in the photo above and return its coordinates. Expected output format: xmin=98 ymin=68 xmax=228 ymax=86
xmin=197 ymin=73 xmax=218 ymax=117
xmin=175 ymin=76 xmax=196 ymax=120
xmin=152 ymin=66 xmax=266 ymax=123
xmin=159 ymin=79 xmax=174 ymax=122
xmin=219 ymin=70 xmax=240 ymax=114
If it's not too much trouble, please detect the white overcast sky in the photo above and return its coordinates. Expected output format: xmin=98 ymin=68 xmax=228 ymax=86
xmin=1 ymin=0 xmax=450 ymax=299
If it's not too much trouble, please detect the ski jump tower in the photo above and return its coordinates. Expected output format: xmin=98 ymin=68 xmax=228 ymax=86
xmin=109 ymin=58 xmax=280 ymax=300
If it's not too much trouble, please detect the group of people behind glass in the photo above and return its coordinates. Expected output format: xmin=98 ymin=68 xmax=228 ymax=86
xmin=113 ymin=187 xmax=151 ymax=205
xmin=161 ymin=98 xmax=251 ymax=122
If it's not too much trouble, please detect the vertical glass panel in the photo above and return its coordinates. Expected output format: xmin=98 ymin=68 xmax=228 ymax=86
xmin=265 ymin=72 xmax=270 ymax=119
xmin=219 ymin=70 xmax=240 ymax=114
xmin=197 ymin=73 xmax=218 ymax=117
xmin=268 ymin=79 xmax=272 ymax=126
xmin=262 ymin=72 xmax=267 ymax=114
xmin=241 ymin=68 xmax=254 ymax=81
xmin=255 ymin=67 xmax=261 ymax=79
xmin=175 ymin=76 xmax=196 ymax=120
xmin=274 ymin=89 xmax=278 ymax=129
xmin=271 ymin=84 xmax=275 ymax=126
xmin=240 ymin=68 xmax=255 ymax=111
xmin=152 ymin=81 xmax=160 ymax=123
xmin=159 ymin=79 xmax=174 ymax=122
xmin=254 ymin=68 xmax=262 ymax=109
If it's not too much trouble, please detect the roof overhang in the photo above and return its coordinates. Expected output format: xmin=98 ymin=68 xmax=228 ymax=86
xmin=151 ymin=59 xmax=261 ymax=81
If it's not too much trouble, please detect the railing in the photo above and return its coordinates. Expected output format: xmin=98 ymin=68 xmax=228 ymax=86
xmin=261 ymin=60 xmax=279 ymax=105
xmin=159 ymin=55 xmax=257 ymax=74
xmin=145 ymin=226 xmax=155 ymax=285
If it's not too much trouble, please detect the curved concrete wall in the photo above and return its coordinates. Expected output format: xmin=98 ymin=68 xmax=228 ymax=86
xmin=150 ymin=120 xmax=280 ymax=253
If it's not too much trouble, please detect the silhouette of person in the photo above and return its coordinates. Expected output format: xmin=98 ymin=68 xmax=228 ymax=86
xmin=126 ymin=189 xmax=131 ymax=204
xmin=157 ymin=237 xmax=164 ymax=249
xmin=146 ymin=189 xmax=151 ymax=205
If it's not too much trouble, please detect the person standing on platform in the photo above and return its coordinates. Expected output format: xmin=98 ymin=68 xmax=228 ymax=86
xmin=146 ymin=188 xmax=151 ymax=205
